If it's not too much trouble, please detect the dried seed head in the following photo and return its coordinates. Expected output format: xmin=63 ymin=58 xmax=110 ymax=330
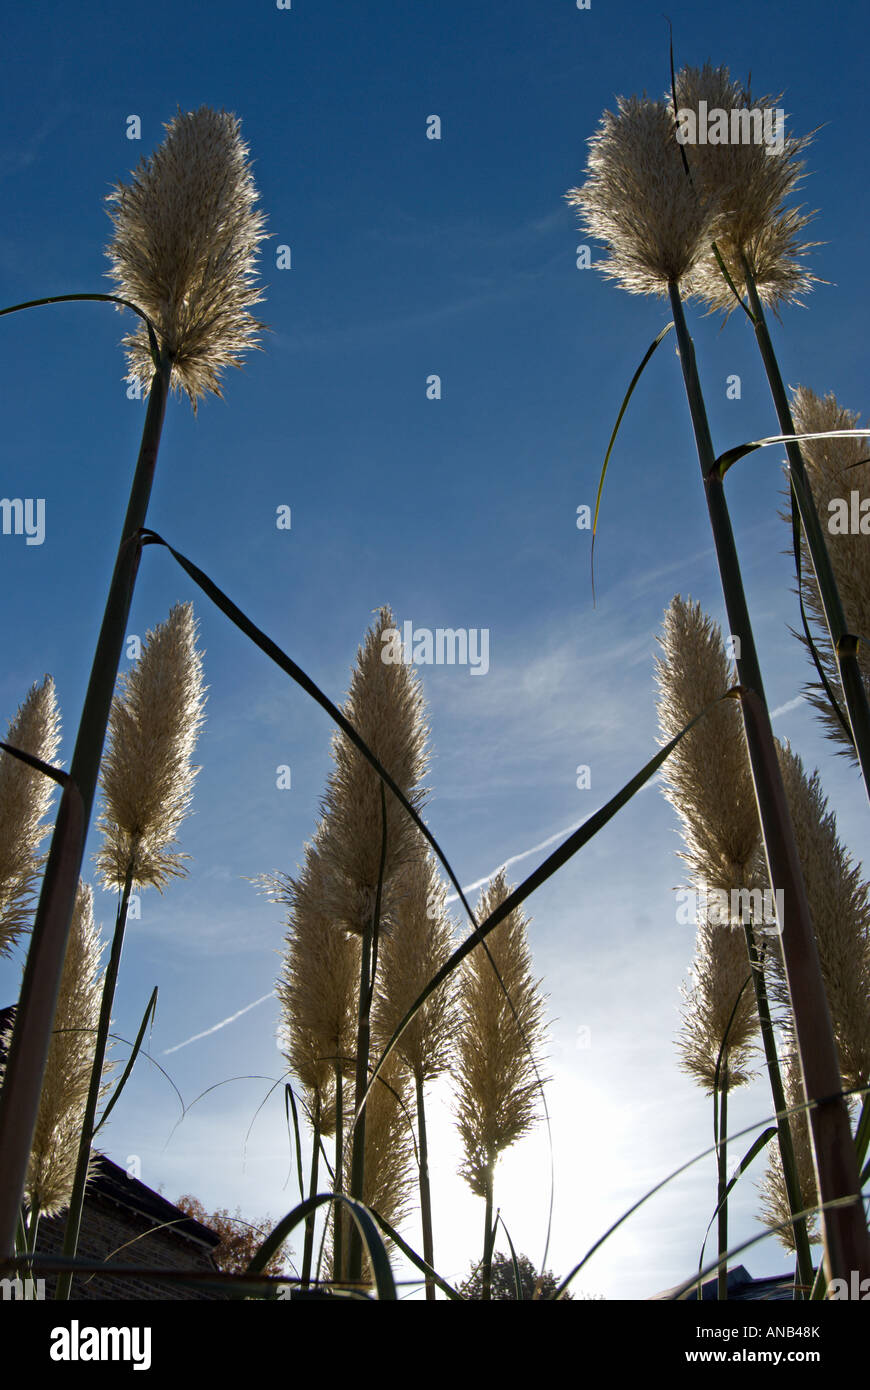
xmin=787 ymin=386 xmax=870 ymax=761
xmin=273 ymin=836 xmax=360 ymax=1114
xmin=0 ymin=675 xmax=62 ymax=955
xmin=758 ymin=1050 xmax=822 ymax=1251
xmin=95 ymin=602 xmax=207 ymax=893
xmin=667 ymin=63 xmax=818 ymax=314
xmin=318 ymin=606 xmax=429 ymax=934
xmin=676 ymin=913 xmax=759 ymax=1094
xmin=771 ymin=741 xmax=870 ymax=1093
xmin=105 ymin=105 xmax=268 ymax=409
xmin=566 ymin=94 xmax=718 ymax=296
xmin=654 ymin=596 xmax=763 ymax=890
xmin=1 ymin=881 xmax=106 ymax=1218
xmin=454 ymin=870 xmax=548 ymax=1199
xmin=372 ymin=843 xmax=458 ymax=1082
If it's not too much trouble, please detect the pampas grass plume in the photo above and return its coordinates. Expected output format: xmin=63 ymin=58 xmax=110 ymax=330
xmin=0 ymin=675 xmax=62 ymax=955
xmin=667 ymin=63 xmax=818 ymax=314
xmin=1 ymin=881 xmax=105 ymax=1218
xmin=95 ymin=602 xmax=206 ymax=893
xmin=566 ymin=94 xmax=718 ymax=297
xmin=788 ymin=386 xmax=870 ymax=761
xmin=454 ymin=870 xmax=547 ymax=1199
xmin=105 ymin=105 xmax=269 ymax=408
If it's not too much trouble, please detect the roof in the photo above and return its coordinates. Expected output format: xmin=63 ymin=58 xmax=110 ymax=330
xmin=650 ymin=1264 xmax=799 ymax=1301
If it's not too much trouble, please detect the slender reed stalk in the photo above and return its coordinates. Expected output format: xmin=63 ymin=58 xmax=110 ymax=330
xmin=318 ymin=607 xmax=429 ymax=1283
xmin=372 ymin=848 xmax=458 ymax=1299
xmin=716 ymin=1075 xmax=728 ymax=1300
xmin=0 ymin=105 xmax=265 ymax=1261
xmin=655 ymin=596 xmax=813 ymax=1286
xmin=668 ymin=283 xmax=867 ymax=1279
xmin=569 ymin=92 xmax=868 ymax=1277
xmin=742 ymin=267 xmax=870 ymax=800
xmin=454 ymin=872 xmax=548 ymax=1301
xmin=668 ymin=63 xmax=870 ymax=797
xmin=57 ymin=603 xmax=205 ymax=1298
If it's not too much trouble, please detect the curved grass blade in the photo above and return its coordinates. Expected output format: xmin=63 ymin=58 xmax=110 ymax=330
xmin=668 ymin=1192 xmax=860 ymax=1302
xmin=714 ymin=429 xmax=870 ymax=481
xmin=496 ymin=1212 xmax=524 ymax=1301
xmin=284 ymin=1083 xmax=306 ymax=1203
xmin=0 ymin=741 xmax=73 ymax=792
xmin=92 ymin=987 xmax=158 ymax=1138
xmin=788 ymin=472 xmax=853 ymax=744
xmin=367 ymin=1210 xmax=463 ymax=1300
xmin=138 ymin=530 xmax=475 ymax=928
xmin=364 ymin=687 xmax=745 ymax=1125
xmin=0 ymin=293 xmax=160 ymax=364
xmin=697 ymin=1127 xmax=777 ymax=1289
xmin=245 ymin=1193 xmax=397 ymax=1300
xmin=590 ymin=322 xmax=674 ymax=603
xmin=549 ymin=1087 xmax=853 ymax=1300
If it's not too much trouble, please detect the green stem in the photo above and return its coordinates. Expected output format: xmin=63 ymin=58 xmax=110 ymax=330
xmin=741 ymin=256 xmax=870 ymax=805
xmin=743 ymin=924 xmax=814 ymax=1294
xmin=668 ymin=282 xmax=869 ymax=1283
xmin=333 ymin=1063 xmax=344 ymax=1284
xmin=0 ymin=354 xmax=172 ymax=1263
xmin=717 ymin=1079 xmax=728 ymax=1300
xmin=56 ymin=852 xmax=137 ymax=1299
xmin=415 ymin=1070 xmax=435 ymax=1301
xmin=301 ymin=1101 xmax=321 ymax=1289
xmin=347 ymin=785 xmax=387 ymax=1286
xmin=482 ymin=1167 xmax=495 ymax=1302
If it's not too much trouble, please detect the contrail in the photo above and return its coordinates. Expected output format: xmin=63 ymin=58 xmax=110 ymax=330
xmin=770 ymin=695 xmax=804 ymax=718
xmin=162 ymin=992 xmax=275 ymax=1055
xmin=446 ymin=775 xmax=666 ymax=905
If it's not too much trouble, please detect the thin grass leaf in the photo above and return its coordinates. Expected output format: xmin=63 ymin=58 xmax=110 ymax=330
xmin=697 ymin=1127 xmax=777 ymax=1286
xmin=139 ymin=529 xmax=475 ymax=927
xmin=366 ymin=1209 xmax=463 ymax=1300
xmin=550 ymin=1089 xmax=847 ymax=1300
xmin=284 ymin=1083 xmax=306 ymax=1203
xmin=245 ymin=1193 xmax=397 ymax=1300
xmin=669 ymin=1192 xmax=859 ymax=1302
xmin=495 ymin=1212 xmax=525 ymax=1301
xmin=714 ymin=429 xmax=870 ymax=480
xmin=365 ymin=687 xmax=745 ymax=1119
xmin=590 ymin=322 xmax=673 ymax=603
xmin=0 ymin=293 xmax=160 ymax=362
xmin=92 ymin=987 xmax=158 ymax=1137
xmin=788 ymin=473 xmax=853 ymax=743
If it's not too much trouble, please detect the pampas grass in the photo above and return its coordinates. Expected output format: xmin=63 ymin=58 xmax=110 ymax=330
xmin=0 ymin=676 xmax=61 ymax=956
xmin=773 ymin=741 xmax=870 ymax=1096
xmin=372 ymin=844 xmax=458 ymax=1297
xmin=106 ymin=105 xmax=269 ymax=408
xmin=454 ymin=870 xmax=547 ymax=1299
xmin=788 ymin=386 xmax=870 ymax=761
xmin=57 ymin=602 xmax=206 ymax=1299
xmin=1 ymin=882 xmax=104 ymax=1232
xmin=566 ymin=94 xmax=717 ymax=298
xmin=0 ymin=106 xmax=266 ymax=1256
xmin=666 ymin=62 xmax=817 ymax=314
xmin=95 ymin=601 xmax=207 ymax=893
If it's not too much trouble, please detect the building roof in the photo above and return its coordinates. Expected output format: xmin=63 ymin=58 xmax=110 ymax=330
xmin=650 ymin=1264 xmax=799 ymax=1301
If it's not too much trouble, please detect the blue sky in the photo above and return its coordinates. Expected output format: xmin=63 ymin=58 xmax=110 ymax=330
xmin=1 ymin=0 xmax=868 ymax=1298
